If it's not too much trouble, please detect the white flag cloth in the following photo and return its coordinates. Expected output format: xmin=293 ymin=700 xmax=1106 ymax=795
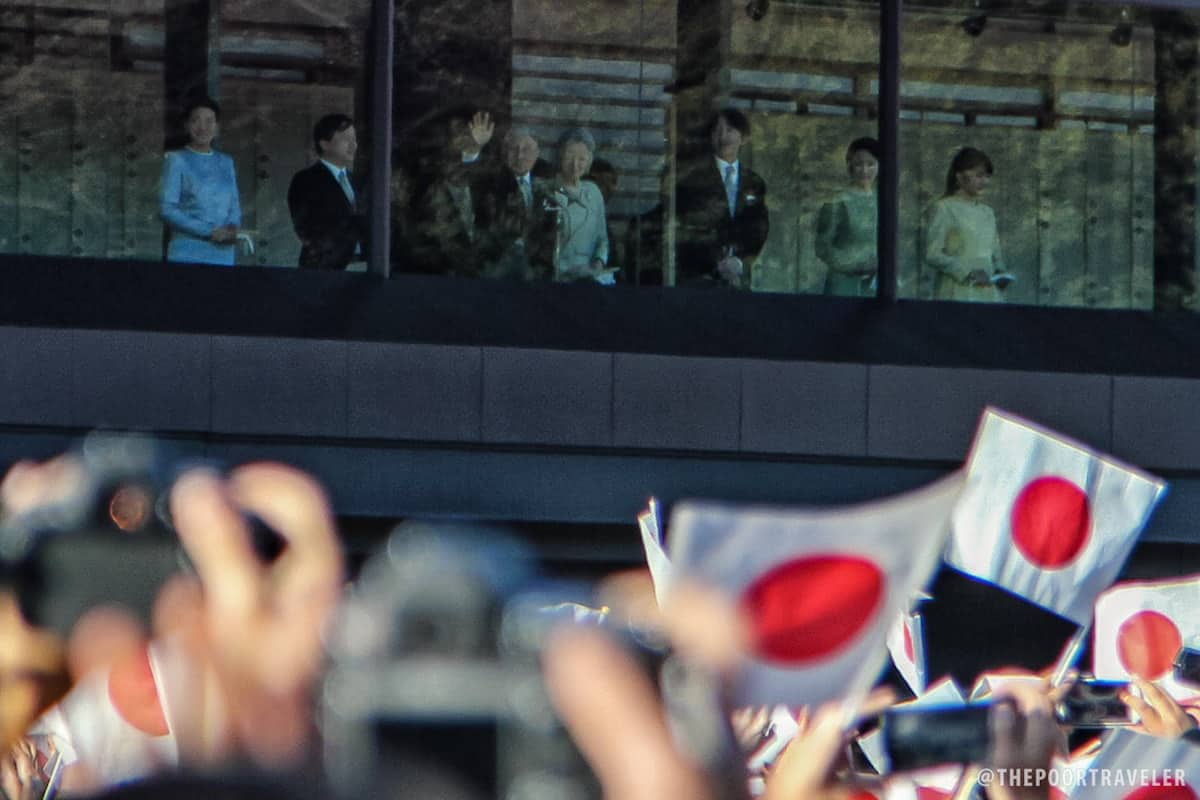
xmin=946 ymin=408 xmax=1166 ymax=625
xmin=887 ymin=608 xmax=927 ymax=696
xmin=1093 ymin=576 xmax=1200 ymax=700
xmin=745 ymin=705 xmax=802 ymax=773
xmin=28 ymin=639 xmax=185 ymax=789
xmin=668 ymin=471 xmax=964 ymax=708
xmin=881 ymin=765 xmax=963 ymax=800
xmin=1063 ymin=729 xmax=1200 ymax=799
xmin=637 ymin=497 xmax=672 ymax=608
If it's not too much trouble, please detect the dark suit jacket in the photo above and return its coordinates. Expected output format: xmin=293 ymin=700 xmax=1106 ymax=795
xmin=675 ymin=159 xmax=769 ymax=288
xmin=473 ymin=167 xmax=556 ymax=280
xmin=287 ymin=162 xmax=366 ymax=270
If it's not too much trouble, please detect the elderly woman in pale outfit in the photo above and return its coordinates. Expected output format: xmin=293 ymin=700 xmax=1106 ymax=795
xmin=924 ymin=147 xmax=1010 ymax=302
xmin=549 ymin=128 xmax=612 ymax=284
xmin=160 ymin=97 xmax=243 ymax=266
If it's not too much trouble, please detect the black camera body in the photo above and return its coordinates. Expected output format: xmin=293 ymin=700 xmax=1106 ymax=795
xmin=1175 ymin=646 xmax=1200 ymax=686
xmin=0 ymin=433 xmax=186 ymax=637
xmin=1055 ymin=678 xmax=1132 ymax=728
xmin=0 ymin=432 xmax=285 ymax=638
xmin=881 ymin=702 xmax=995 ymax=771
xmin=321 ymin=523 xmax=600 ymax=800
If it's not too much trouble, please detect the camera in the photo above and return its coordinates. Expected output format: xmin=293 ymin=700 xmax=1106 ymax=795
xmin=0 ymin=433 xmax=187 ymax=637
xmin=880 ymin=702 xmax=996 ymax=771
xmin=1175 ymin=646 xmax=1200 ymax=686
xmin=321 ymin=522 xmax=601 ymax=800
xmin=1054 ymin=678 xmax=1133 ymax=728
xmin=0 ymin=432 xmax=285 ymax=637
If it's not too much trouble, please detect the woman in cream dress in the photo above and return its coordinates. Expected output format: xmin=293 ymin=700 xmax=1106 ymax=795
xmin=924 ymin=147 xmax=1009 ymax=303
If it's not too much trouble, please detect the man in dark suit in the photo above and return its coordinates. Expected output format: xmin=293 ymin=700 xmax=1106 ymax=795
xmin=287 ymin=114 xmax=366 ymax=270
xmin=675 ymin=109 xmax=769 ymax=289
xmin=474 ymin=127 xmax=556 ymax=280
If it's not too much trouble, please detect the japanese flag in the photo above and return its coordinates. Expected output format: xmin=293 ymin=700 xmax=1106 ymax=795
xmin=637 ymin=497 xmax=672 ymax=608
xmin=668 ymin=470 xmax=965 ymax=709
xmin=946 ymin=408 xmax=1166 ymax=625
xmin=888 ymin=608 xmax=928 ymax=696
xmin=28 ymin=639 xmax=186 ymax=788
xmin=1093 ymin=576 xmax=1200 ymax=701
xmin=1063 ymin=729 xmax=1200 ymax=799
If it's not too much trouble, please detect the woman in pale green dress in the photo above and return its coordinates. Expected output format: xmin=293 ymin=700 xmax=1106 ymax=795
xmin=924 ymin=147 xmax=1008 ymax=303
xmin=816 ymin=137 xmax=879 ymax=297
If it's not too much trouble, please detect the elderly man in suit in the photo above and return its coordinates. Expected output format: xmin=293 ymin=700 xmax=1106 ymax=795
xmin=473 ymin=127 xmax=557 ymax=281
xmin=287 ymin=114 xmax=366 ymax=270
xmin=674 ymin=108 xmax=769 ymax=289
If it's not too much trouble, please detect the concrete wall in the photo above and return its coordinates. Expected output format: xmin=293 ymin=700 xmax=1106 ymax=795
xmin=2 ymin=325 xmax=1198 ymax=542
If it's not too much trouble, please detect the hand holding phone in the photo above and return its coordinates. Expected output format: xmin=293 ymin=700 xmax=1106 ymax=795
xmin=1121 ymin=677 xmax=1199 ymax=739
xmin=1054 ymin=679 xmax=1133 ymax=728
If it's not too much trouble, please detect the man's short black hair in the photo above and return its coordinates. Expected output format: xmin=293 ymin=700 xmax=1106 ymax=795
xmin=708 ymin=108 xmax=752 ymax=139
xmin=313 ymin=114 xmax=354 ymax=155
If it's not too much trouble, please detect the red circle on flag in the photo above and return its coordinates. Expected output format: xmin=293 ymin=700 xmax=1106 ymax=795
xmin=1009 ymin=476 xmax=1091 ymax=568
xmin=740 ymin=555 xmax=884 ymax=665
xmin=107 ymin=645 xmax=168 ymax=737
xmin=916 ymin=789 xmax=952 ymax=800
xmin=1124 ymin=787 xmax=1197 ymax=800
xmin=903 ymin=621 xmax=915 ymax=663
xmin=1117 ymin=610 xmax=1182 ymax=680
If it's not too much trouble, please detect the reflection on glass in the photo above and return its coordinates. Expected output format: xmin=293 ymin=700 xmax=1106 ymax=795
xmin=392 ymin=0 xmax=674 ymax=286
xmin=387 ymin=1 xmax=886 ymax=296
xmin=0 ymin=0 xmax=369 ymax=269
xmin=900 ymin=2 xmax=1164 ymax=309
xmin=715 ymin=1 xmax=881 ymax=294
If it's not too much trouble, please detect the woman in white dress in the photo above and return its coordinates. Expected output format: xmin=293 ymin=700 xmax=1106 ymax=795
xmin=924 ymin=147 xmax=1009 ymax=303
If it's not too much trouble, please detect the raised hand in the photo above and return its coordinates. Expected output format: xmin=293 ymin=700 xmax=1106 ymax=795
xmin=468 ymin=111 xmax=495 ymax=152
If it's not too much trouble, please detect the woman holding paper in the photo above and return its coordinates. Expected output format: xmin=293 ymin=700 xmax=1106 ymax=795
xmin=924 ymin=147 xmax=1011 ymax=303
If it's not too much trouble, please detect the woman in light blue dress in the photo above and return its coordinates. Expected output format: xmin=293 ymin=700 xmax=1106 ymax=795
xmin=160 ymin=97 xmax=242 ymax=266
xmin=548 ymin=128 xmax=611 ymax=284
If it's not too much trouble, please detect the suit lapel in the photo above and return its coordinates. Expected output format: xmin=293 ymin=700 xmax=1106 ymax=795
xmin=317 ymin=163 xmax=355 ymax=213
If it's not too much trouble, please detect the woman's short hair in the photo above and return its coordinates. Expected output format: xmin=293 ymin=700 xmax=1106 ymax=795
xmin=846 ymin=136 xmax=880 ymax=163
xmin=182 ymin=96 xmax=220 ymax=123
xmin=944 ymin=147 xmax=994 ymax=196
xmin=557 ymin=127 xmax=597 ymax=157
